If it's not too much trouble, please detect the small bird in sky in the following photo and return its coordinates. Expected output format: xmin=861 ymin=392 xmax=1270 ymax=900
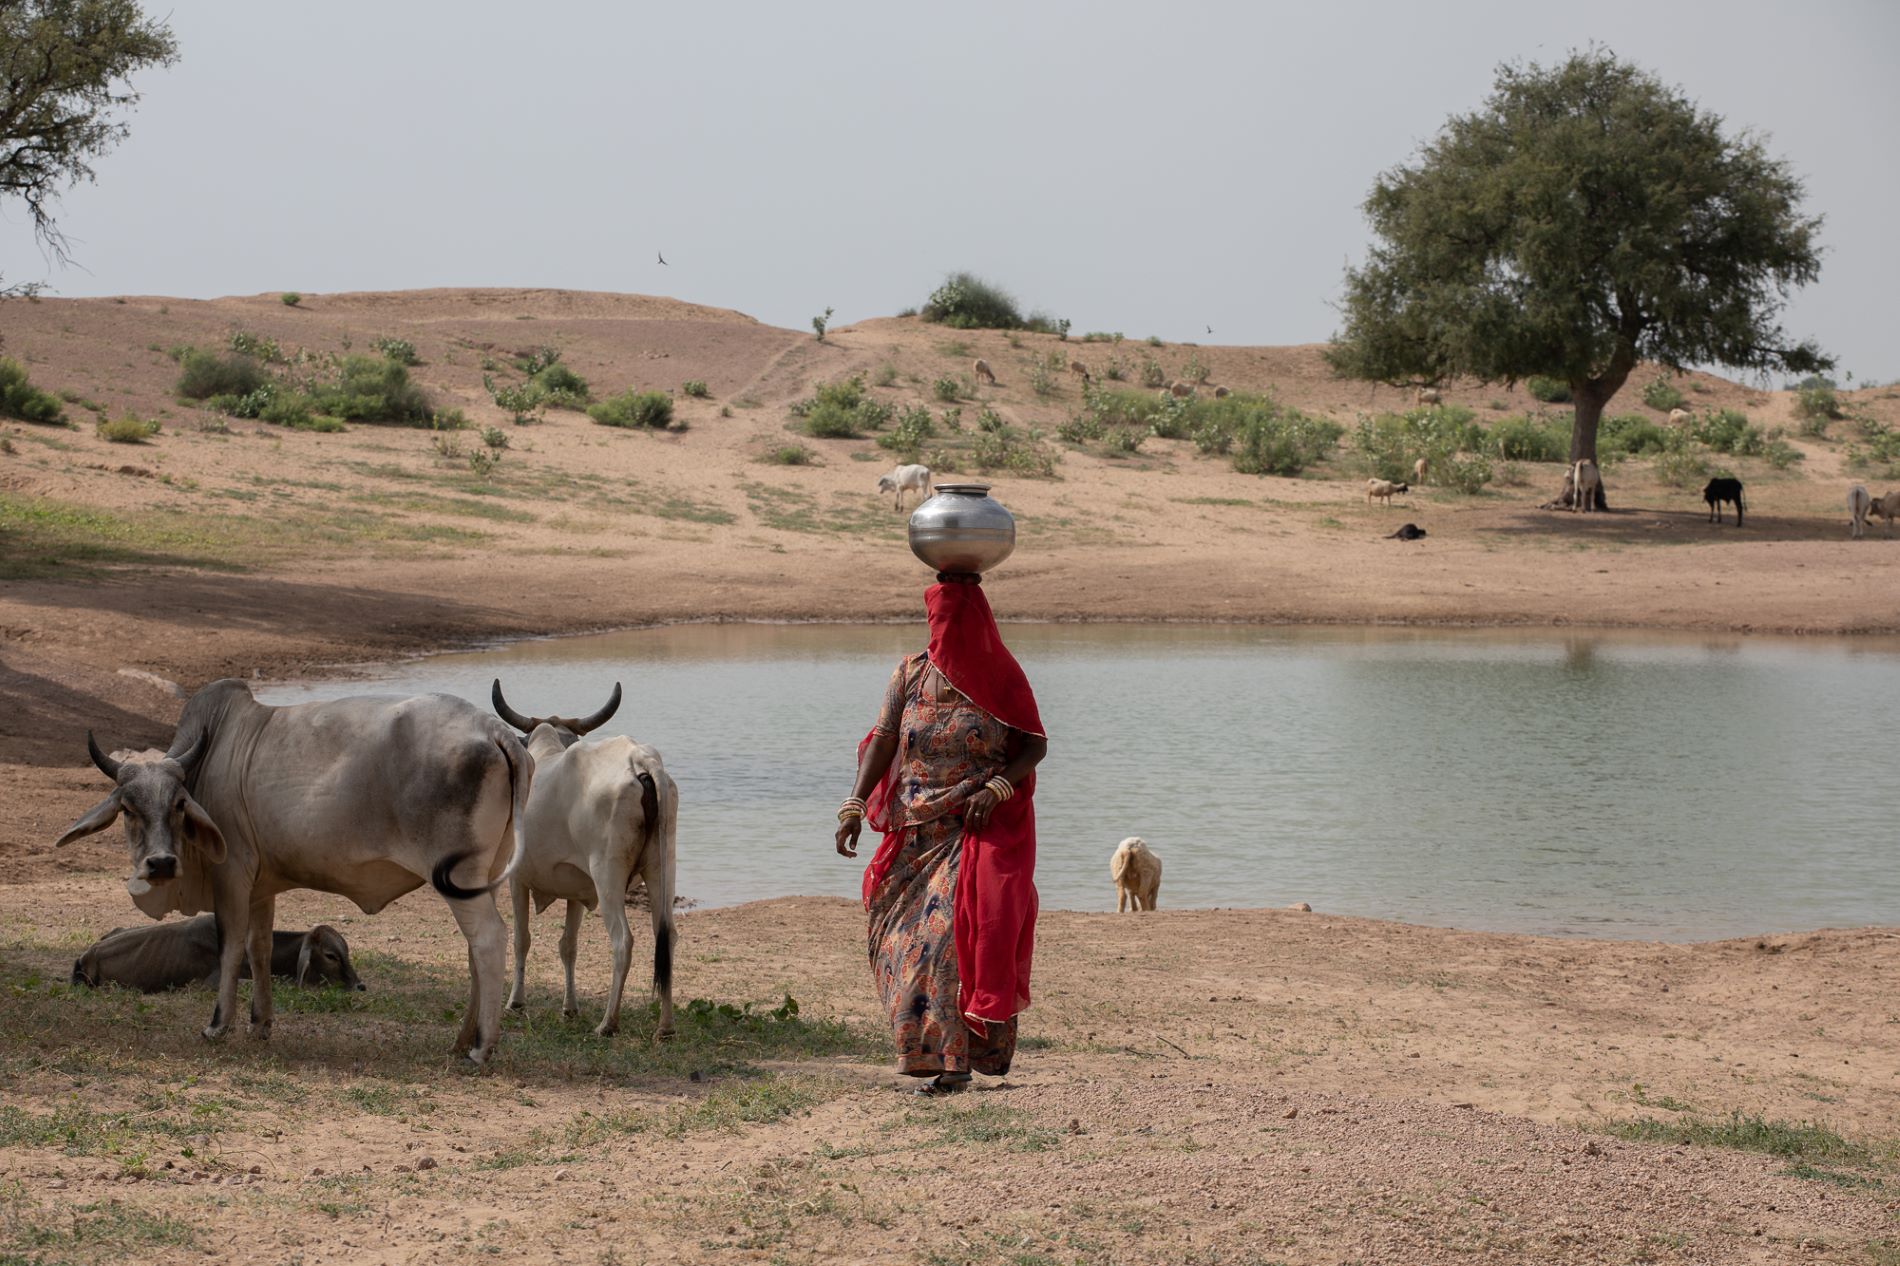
xmin=657 ymin=251 xmax=668 ymax=266
xmin=1206 ymin=325 xmax=1214 ymax=335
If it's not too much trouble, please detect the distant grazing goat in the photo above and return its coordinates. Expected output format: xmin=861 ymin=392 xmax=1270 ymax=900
xmin=1168 ymin=381 xmax=1192 ymax=399
xmin=1849 ymin=485 xmax=1873 ymax=539
xmin=1703 ymin=476 xmax=1745 ymax=526
xmin=1414 ymin=387 xmax=1441 ymax=406
xmin=973 ymin=358 xmax=997 ymax=386
xmin=1110 ymin=837 xmax=1162 ymax=912
xmin=1365 ymin=478 xmax=1408 ymax=506
xmin=877 ymin=464 xmax=932 ymax=511
xmin=1570 ymin=460 xmax=1601 ymax=514
xmin=1068 ymin=359 xmax=1091 ymax=386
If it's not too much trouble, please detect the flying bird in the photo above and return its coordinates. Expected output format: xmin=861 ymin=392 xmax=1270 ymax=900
xmin=1206 ymin=325 xmax=1214 ymax=335
xmin=657 ymin=251 xmax=668 ymax=266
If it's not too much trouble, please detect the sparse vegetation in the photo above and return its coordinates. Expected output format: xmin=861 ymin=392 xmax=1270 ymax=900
xmin=227 ymin=330 xmax=283 ymax=363
xmin=872 ymin=363 xmax=898 ymax=388
xmin=876 ymin=406 xmax=935 ymax=461
xmin=932 ymin=376 xmax=963 ymax=404
xmin=371 ymin=336 xmax=419 ymax=365
xmin=763 ymin=444 xmax=816 ymax=466
xmin=1182 ymin=394 xmax=1343 ymax=477
xmin=1601 ymin=1114 xmax=1875 ymax=1165
xmin=920 ymin=272 xmax=1025 ymax=330
xmin=1794 ymin=378 xmax=1842 ymax=423
xmin=96 ymin=413 xmax=159 ymax=443
xmin=812 ymin=307 xmax=833 ymax=341
xmin=1641 ymin=375 xmax=1685 ymax=412
xmin=176 ymin=348 xmax=269 ymax=401
xmin=0 ymin=357 xmax=65 ymax=424
xmin=588 ymin=389 xmax=675 ymax=430
xmin=682 ymin=379 xmax=710 ymax=398
xmin=307 ymin=356 xmax=434 ymax=425
xmin=1526 ymin=376 xmax=1571 ymax=404
xmin=1486 ymin=413 xmax=1570 ymax=462
xmin=281 ymin=291 xmax=301 ymax=307
xmin=794 ymin=376 xmax=891 ymax=439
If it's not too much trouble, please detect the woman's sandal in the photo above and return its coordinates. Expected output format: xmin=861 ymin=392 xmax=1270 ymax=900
xmin=913 ymin=1072 xmax=972 ymax=1097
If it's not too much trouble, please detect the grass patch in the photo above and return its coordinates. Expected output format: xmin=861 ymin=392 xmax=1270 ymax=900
xmin=1601 ymin=1113 xmax=1876 ymax=1165
xmin=908 ymin=1102 xmax=1061 ymax=1153
xmin=1 ymin=1191 xmax=198 ymax=1255
xmin=589 ymin=389 xmax=674 ymax=430
xmin=0 ymin=358 xmax=66 ymax=424
xmin=175 ymin=348 xmax=269 ymax=401
xmin=744 ymin=482 xmax=903 ymax=537
xmin=95 ymin=415 xmax=160 ymax=444
xmin=761 ymin=444 xmax=816 ymax=466
xmin=568 ymin=1073 xmax=840 ymax=1142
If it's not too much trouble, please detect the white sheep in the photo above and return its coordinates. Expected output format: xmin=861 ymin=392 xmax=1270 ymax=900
xmin=1365 ymin=478 xmax=1408 ymax=506
xmin=1414 ymin=387 xmax=1442 ymax=407
xmin=1668 ymin=408 xmax=1691 ymax=427
xmin=1413 ymin=456 xmax=1429 ymax=486
xmin=1571 ymin=459 xmax=1601 ymax=513
xmin=1110 ymin=837 xmax=1162 ymax=912
xmin=1850 ymin=485 xmax=1872 ymax=539
xmin=973 ymin=358 xmax=997 ymax=386
xmin=877 ymin=463 xmax=932 ymax=511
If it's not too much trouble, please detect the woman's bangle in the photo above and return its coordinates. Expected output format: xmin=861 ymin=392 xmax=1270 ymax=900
xmin=983 ymin=776 xmax=1014 ymax=802
xmin=838 ymin=796 xmax=866 ymax=823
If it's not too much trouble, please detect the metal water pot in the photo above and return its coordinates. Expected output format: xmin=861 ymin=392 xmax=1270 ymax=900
xmin=907 ymin=482 xmax=1016 ymax=574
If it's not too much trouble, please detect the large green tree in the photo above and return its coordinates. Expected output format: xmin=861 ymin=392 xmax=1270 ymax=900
xmin=1327 ymin=49 xmax=1828 ymax=506
xmin=0 ymin=0 xmax=176 ymax=293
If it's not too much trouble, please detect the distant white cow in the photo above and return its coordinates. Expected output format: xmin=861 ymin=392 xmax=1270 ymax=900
xmin=1571 ymin=460 xmax=1601 ymax=513
xmin=492 ymin=682 xmax=678 ymax=1038
xmin=877 ymin=463 xmax=932 ymax=511
xmin=1850 ymin=485 xmax=1873 ymax=539
xmin=1871 ymin=490 xmax=1900 ymax=538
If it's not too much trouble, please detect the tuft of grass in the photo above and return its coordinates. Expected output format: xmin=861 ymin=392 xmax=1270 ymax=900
xmin=762 ymin=444 xmax=816 ymax=466
xmin=872 ymin=363 xmax=898 ymax=388
xmin=1601 ymin=1113 xmax=1875 ymax=1165
xmin=96 ymin=414 xmax=161 ymax=444
xmin=1 ymin=1193 xmax=198 ymax=1253
xmin=589 ymin=389 xmax=675 ymax=430
xmin=281 ymin=291 xmax=301 ymax=306
xmin=910 ymin=1102 xmax=1061 ymax=1153
xmin=681 ymin=379 xmax=710 ymax=398
xmin=571 ymin=1073 xmax=840 ymax=1142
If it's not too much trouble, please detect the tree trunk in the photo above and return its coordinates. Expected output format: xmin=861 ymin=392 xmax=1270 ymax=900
xmin=1557 ymin=381 xmax=1612 ymax=510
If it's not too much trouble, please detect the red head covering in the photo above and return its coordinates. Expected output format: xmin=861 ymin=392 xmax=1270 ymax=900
xmin=860 ymin=579 xmax=1042 ymax=1030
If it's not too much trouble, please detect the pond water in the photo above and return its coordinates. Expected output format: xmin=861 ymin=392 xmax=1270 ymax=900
xmin=259 ymin=624 xmax=1900 ymax=940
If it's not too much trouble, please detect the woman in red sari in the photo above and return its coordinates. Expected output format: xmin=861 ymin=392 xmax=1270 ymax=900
xmin=835 ymin=575 xmax=1047 ymax=1095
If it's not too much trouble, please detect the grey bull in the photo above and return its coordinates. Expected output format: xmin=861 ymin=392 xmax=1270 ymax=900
xmin=55 ymin=679 xmax=533 ymax=1063
xmin=72 ymin=915 xmax=364 ymax=993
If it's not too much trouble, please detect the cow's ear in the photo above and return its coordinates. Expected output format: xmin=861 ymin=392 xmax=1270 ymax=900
xmin=179 ymin=796 xmax=227 ymax=865
xmin=55 ymin=793 xmax=123 ymax=848
xmin=295 ymin=936 xmax=315 ymax=987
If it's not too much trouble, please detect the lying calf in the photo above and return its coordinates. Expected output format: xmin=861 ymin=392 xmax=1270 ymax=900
xmin=72 ymin=915 xmax=363 ymax=993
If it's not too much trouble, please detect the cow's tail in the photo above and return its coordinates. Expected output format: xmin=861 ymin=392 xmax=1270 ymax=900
xmin=633 ymin=756 xmax=677 ymax=999
xmin=431 ymin=731 xmax=536 ymax=901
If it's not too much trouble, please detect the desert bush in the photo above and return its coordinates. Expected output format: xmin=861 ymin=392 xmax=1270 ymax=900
xmin=932 ymin=376 xmax=962 ymax=403
xmin=1023 ymin=312 xmax=1069 ymax=339
xmin=1140 ymin=358 xmax=1166 ymax=389
xmin=1056 ymin=412 xmax=1102 ymax=444
xmin=873 ymin=363 xmax=898 ymax=388
xmin=939 ymin=407 xmax=962 ymax=431
xmin=467 ymin=448 xmax=501 ymax=478
xmin=1100 ymin=355 xmax=1127 ymax=382
xmin=177 ymin=349 xmax=269 ymax=401
xmin=763 ymin=444 xmax=816 ymax=465
xmin=1028 ymin=360 xmax=1057 ymax=399
xmin=589 ymin=389 xmax=675 ymax=430
xmin=1183 ymin=351 xmax=1210 ymax=384
xmin=1691 ymin=409 xmax=1763 ymax=455
xmin=486 ymin=375 xmax=544 ymax=425
xmin=1484 ymin=413 xmax=1569 ymax=462
xmin=1641 ymin=374 xmax=1685 ymax=412
xmin=1106 ymin=426 xmax=1142 ymax=454
xmin=970 ymin=426 xmax=1057 ymax=478
xmin=1147 ymin=394 xmax=1193 ymax=440
xmin=1080 ymin=332 xmax=1123 ymax=344
xmin=1597 ymin=413 xmax=1672 ymax=458
xmin=281 ymin=292 xmax=301 ymax=307
xmin=96 ymin=414 xmax=160 ymax=443
xmin=811 ymin=307 xmax=833 ymax=341
xmin=1762 ymin=434 xmax=1803 ymax=469
xmin=795 ymin=376 xmax=887 ymax=439
xmin=1437 ymin=451 xmax=1495 ymax=494
xmin=1654 ymin=447 xmax=1711 ymax=487
xmin=1526 ymin=376 xmax=1571 ymax=403
xmin=1353 ymin=406 xmax=1482 ymax=480
xmin=228 ymin=330 xmax=283 ymax=363
xmin=922 ymin=273 xmax=1021 ymax=330
xmin=480 ymin=426 xmax=509 ymax=450
xmin=371 ymin=336 xmax=419 ymax=365
xmin=975 ymin=406 xmax=1006 ymax=434
xmin=682 ymin=379 xmax=710 ymax=398
xmin=877 ymin=406 xmax=936 ymax=460
xmin=1794 ymin=380 xmax=1841 ymax=423
xmin=0 ymin=358 xmax=66 ymax=424
xmin=1230 ymin=406 xmax=1343 ymax=477
xmin=307 ymin=356 xmax=433 ymax=424
xmin=528 ymin=362 xmax=589 ymax=407
xmin=1845 ymin=424 xmax=1900 ymax=478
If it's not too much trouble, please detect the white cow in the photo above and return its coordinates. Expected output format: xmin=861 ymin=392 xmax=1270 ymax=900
xmin=1571 ymin=459 xmax=1601 ymax=513
xmin=492 ymin=682 xmax=678 ymax=1037
xmin=877 ymin=463 xmax=932 ymax=511
xmin=1850 ymin=485 xmax=1873 ymax=539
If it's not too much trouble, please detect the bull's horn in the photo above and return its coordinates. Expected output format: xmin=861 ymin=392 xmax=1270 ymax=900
xmin=166 ymin=729 xmax=206 ymax=774
xmin=572 ymin=683 xmax=623 ymax=735
xmin=491 ymin=679 xmax=539 ymax=734
xmin=86 ymin=731 xmax=123 ymax=781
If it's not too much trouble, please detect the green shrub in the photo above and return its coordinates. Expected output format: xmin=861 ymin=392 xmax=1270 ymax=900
xmin=1763 ymin=436 xmax=1803 ymax=469
xmin=228 ymin=330 xmax=283 ymax=362
xmin=480 ymin=426 xmax=509 ymax=450
xmin=468 ymin=448 xmax=501 ymax=478
xmin=0 ymin=358 xmax=66 ymax=424
xmin=281 ymin=292 xmax=301 ymax=307
xmin=1080 ymin=332 xmax=1123 ymax=344
xmin=371 ymin=336 xmax=419 ymax=365
xmin=1183 ymin=351 xmax=1210 ymax=384
xmin=97 ymin=414 xmax=160 ymax=443
xmin=589 ymin=389 xmax=675 ymax=430
xmin=763 ymin=444 xmax=816 ymax=465
xmin=1641 ymin=374 xmax=1685 ymax=412
xmin=920 ymin=272 xmax=1024 ymax=330
xmin=932 ymin=376 xmax=962 ymax=403
xmin=1598 ymin=413 xmax=1671 ymax=458
xmin=975 ymin=406 xmax=1006 ymax=433
xmin=1100 ymin=356 xmax=1127 ymax=382
xmin=177 ymin=349 xmax=269 ymax=400
xmin=1794 ymin=381 xmax=1841 ymax=422
xmin=1022 ymin=312 xmax=1069 ymax=338
xmin=1028 ymin=361 xmax=1057 ymax=399
xmin=877 ymin=406 xmax=936 ymax=460
xmin=308 ymin=356 xmax=433 ymax=424
xmin=1845 ymin=424 xmax=1900 ymax=478
xmin=681 ymin=379 xmax=710 ymax=398
xmin=528 ymin=362 xmax=589 ymax=406
xmin=872 ymin=363 xmax=898 ymax=388
xmin=1692 ymin=409 xmax=1763 ymax=455
xmin=1352 ymin=405 xmax=1484 ymax=480
xmin=1056 ymin=412 xmax=1102 ymax=444
xmin=940 ymin=407 xmax=962 ymax=431
xmin=1526 ymin=376 xmax=1571 ymax=403
xmin=1437 ymin=451 xmax=1495 ymax=494
xmin=1146 ymin=394 xmax=1192 ymax=440
xmin=795 ymin=376 xmax=891 ymax=439
xmin=1485 ymin=413 xmax=1569 ymax=462
xmin=1655 ymin=447 xmax=1711 ymax=487
xmin=970 ymin=426 xmax=1057 ymax=477
xmin=1140 ymin=358 xmax=1166 ymax=389
xmin=1231 ymin=407 xmax=1343 ymax=476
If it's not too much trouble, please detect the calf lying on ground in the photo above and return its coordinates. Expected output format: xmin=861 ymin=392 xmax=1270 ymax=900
xmin=72 ymin=915 xmax=363 ymax=993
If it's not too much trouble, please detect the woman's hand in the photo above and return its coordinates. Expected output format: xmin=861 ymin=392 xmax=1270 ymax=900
xmin=835 ymin=817 xmax=862 ymax=858
xmin=963 ymin=786 xmax=1001 ymax=832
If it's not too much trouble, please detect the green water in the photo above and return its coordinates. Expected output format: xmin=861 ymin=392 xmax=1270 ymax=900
xmin=261 ymin=623 xmax=1900 ymax=939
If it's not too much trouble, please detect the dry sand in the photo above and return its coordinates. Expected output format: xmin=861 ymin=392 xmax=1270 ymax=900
xmin=2 ymin=290 xmax=1896 ymax=1264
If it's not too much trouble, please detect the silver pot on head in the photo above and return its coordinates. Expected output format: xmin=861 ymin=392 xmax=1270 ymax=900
xmin=907 ymin=482 xmax=1016 ymax=576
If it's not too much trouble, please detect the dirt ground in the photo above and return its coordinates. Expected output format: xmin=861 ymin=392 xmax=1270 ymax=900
xmin=2 ymin=290 xmax=1897 ymax=1264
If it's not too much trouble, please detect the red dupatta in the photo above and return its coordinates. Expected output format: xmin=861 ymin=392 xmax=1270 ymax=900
xmin=859 ymin=581 xmax=1042 ymax=1030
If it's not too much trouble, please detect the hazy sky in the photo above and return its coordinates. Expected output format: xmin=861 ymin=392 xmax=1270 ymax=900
xmin=4 ymin=0 xmax=1895 ymax=379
